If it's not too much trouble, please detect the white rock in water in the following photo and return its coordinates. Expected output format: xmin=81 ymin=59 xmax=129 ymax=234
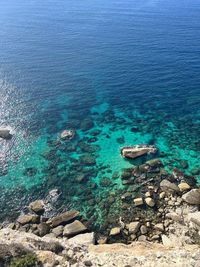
xmin=0 ymin=127 xmax=12 ymax=140
xmin=60 ymin=129 xmax=75 ymax=140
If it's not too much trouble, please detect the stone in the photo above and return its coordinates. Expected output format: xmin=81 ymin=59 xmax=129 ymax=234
xmin=63 ymin=220 xmax=87 ymax=237
xmin=161 ymin=234 xmax=173 ymax=247
xmin=145 ymin=192 xmax=151 ymax=198
xmin=182 ymin=189 xmax=200 ymax=205
xmin=29 ymin=200 xmax=45 ymax=214
xmin=165 ymin=212 xmax=182 ymax=222
xmin=121 ymin=145 xmax=157 ymax=159
xmin=178 ymin=182 xmax=191 ymax=192
xmin=0 ymin=127 xmax=12 ymax=140
xmin=97 ymin=236 xmax=107 ymax=245
xmin=140 ymin=225 xmax=147 ymax=235
xmin=17 ymin=215 xmax=40 ymax=225
xmin=133 ymin=198 xmax=143 ymax=206
xmin=137 ymin=235 xmax=147 ymax=242
xmin=37 ymin=223 xmax=50 ymax=237
xmin=151 ymin=235 xmax=160 ymax=241
xmin=48 ymin=210 xmax=79 ymax=227
xmin=160 ymin=179 xmax=180 ymax=193
xmin=159 ymin=192 xmax=166 ymax=199
xmin=68 ymin=232 xmax=95 ymax=245
xmin=60 ymin=129 xmax=75 ymax=140
xmin=146 ymin=159 xmax=162 ymax=167
xmin=109 ymin=227 xmax=121 ymax=236
xmin=188 ymin=212 xmax=200 ymax=230
xmin=51 ymin=226 xmax=64 ymax=237
xmin=145 ymin=197 xmax=155 ymax=207
xmin=154 ymin=223 xmax=164 ymax=232
xmin=79 ymin=154 xmax=96 ymax=165
xmin=127 ymin=222 xmax=140 ymax=234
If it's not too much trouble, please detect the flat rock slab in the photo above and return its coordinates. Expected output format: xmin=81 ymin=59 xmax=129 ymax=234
xmin=182 ymin=189 xmax=200 ymax=205
xmin=48 ymin=210 xmax=79 ymax=228
xmin=63 ymin=220 xmax=87 ymax=237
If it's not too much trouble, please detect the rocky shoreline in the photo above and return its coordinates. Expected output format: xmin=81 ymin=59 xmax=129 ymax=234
xmin=0 ymin=157 xmax=200 ymax=266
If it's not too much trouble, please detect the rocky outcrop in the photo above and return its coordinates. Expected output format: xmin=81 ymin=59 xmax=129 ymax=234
xmin=63 ymin=220 xmax=87 ymax=237
xmin=0 ymin=127 xmax=12 ymax=140
xmin=47 ymin=210 xmax=80 ymax=227
xmin=120 ymin=145 xmax=157 ymax=159
xmin=29 ymin=200 xmax=45 ymax=214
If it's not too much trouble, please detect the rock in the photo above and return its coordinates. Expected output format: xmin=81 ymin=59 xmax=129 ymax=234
xmin=37 ymin=223 xmax=50 ymax=237
xmin=145 ymin=192 xmax=151 ymax=198
xmin=48 ymin=210 xmax=79 ymax=227
xmin=160 ymin=179 xmax=180 ymax=193
xmin=121 ymin=145 xmax=157 ymax=159
xmin=187 ymin=212 xmax=200 ymax=230
xmin=109 ymin=227 xmax=121 ymax=236
xmin=51 ymin=226 xmax=64 ymax=237
xmin=140 ymin=225 xmax=147 ymax=235
xmin=145 ymin=197 xmax=155 ymax=207
xmin=159 ymin=192 xmax=166 ymax=199
xmin=146 ymin=159 xmax=162 ymax=167
xmin=161 ymin=234 xmax=173 ymax=247
xmin=137 ymin=235 xmax=147 ymax=242
xmin=165 ymin=212 xmax=182 ymax=222
xmin=154 ymin=223 xmax=164 ymax=232
xmin=68 ymin=232 xmax=95 ymax=245
xmin=128 ymin=222 xmax=140 ymax=234
xmin=182 ymin=189 xmax=200 ymax=205
xmin=29 ymin=200 xmax=45 ymax=215
xmin=79 ymin=154 xmax=96 ymax=165
xmin=60 ymin=129 xmax=75 ymax=140
xmin=151 ymin=235 xmax=160 ymax=241
xmin=63 ymin=220 xmax=87 ymax=237
xmin=178 ymin=182 xmax=191 ymax=192
xmin=80 ymin=118 xmax=94 ymax=131
xmin=0 ymin=127 xmax=12 ymax=140
xmin=133 ymin=198 xmax=143 ymax=206
xmin=17 ymin=215 xmax=40 ymax=225
xmin=84 ymin=260 xmax=93 ymax=267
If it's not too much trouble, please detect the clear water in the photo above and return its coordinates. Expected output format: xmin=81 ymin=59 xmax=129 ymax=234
xmin=1 ymin=0 xmax=200 ymax=228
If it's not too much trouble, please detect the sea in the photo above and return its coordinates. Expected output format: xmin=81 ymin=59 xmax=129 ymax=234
xmin=0 ymin=0 xmax=200 ymax=231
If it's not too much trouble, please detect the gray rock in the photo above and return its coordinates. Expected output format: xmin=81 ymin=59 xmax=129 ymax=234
xmin=37 ymin=223 xmax=50 ymax=237
xmin=17 ymin=215 xmax=40 ymax=225
xmin=182 ymin=189 xmax=200 ymax=205
xmin=0 ymin=128 xmax=12 ymax=140
xmin=140 ymin=225 xmax=147 ymax=235
xmin=137 ymin=235 xmax=147 ymax=242
xmin=68 ymin=232 xmax=95 ymax=245
xmin=47 ymin=210 xmax=79 ymax=227
xmin=109 ymin=227 xmax=121 ymax=236
xmin=128 ymin=222 xmax=140 ymax=234
xmin=160 ymin=179 xmax=180 ymax=193
xmin=29 ymin=200 xmax=44 ymax=214
xmin=63 ymin=220 xmax=87 ymax=237
xmin=51 ymin=226 xmax=64 ymax=237
xmin=165 ymin=212 xmax=182 ymax=222
xmin=154 ymin=223 xmax=164 ymax=232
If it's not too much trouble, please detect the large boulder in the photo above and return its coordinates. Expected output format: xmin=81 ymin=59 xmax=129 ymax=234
xmin=0 ymin=128 xmax=12 ymax=140
xmin=63 ymin=220 xmax=87 ymax=237
xmin=47 ymin=210 xmax=79 ymax=227
xmin=160 ymin=179 xmax=180 ymax=194
xmin=68 ymin=232 xmax=95 ymax=245
xmin=121 ymin=145 xmax=157 ymax=159
xmin=182 ymin=189 xmax=200 ymax=205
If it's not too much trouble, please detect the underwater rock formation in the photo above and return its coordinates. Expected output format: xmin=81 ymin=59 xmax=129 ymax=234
xmin=60 ymin=129 xmax=75 ymax=140
xmin=120 ymin=145 xmax=157 ymax=159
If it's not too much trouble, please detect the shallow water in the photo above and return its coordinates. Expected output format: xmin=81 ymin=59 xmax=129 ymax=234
xmin=0 ymin=0 xmax=200 ymax=228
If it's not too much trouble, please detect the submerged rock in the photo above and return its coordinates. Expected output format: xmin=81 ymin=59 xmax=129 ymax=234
xmin=121 ymin=145 xmax=157 ymax=159
xmin=0 ymin=127 xmax=12 ymax=140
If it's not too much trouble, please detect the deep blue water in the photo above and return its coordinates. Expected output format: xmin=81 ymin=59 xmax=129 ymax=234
xmin=0 ymin=0 xmax=200 ymax=228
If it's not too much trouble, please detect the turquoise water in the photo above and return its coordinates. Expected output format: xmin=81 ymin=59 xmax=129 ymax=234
xmin=0 ymin=0 xmax=200 ymax=229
